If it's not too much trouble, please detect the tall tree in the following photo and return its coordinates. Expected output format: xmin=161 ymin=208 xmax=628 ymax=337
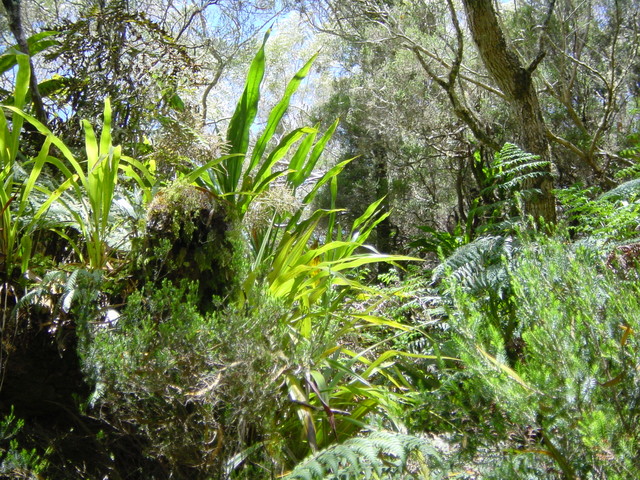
xmin=303 ymin=0 xmax=639 ymax=227
xmin=461 ymin=0 xmax=556 ymax=223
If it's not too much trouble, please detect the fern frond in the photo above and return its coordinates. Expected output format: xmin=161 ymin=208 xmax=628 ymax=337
xmin=615 ymin=145 xmax=640 ymax=179
xmin=498 ymin=171 xmax=549 ymax=193
xmin=284 ymin=431 xmax=447 ymax=480
xmin=472 ymin=143 xmax=552 ymax=232
xmin=614 ymin=146 xmax=640 ymax=179
xmin=433 ymin=235 xmax=518 ymax=296
xmin=493 ymin=143 xmax=551 ymax=191
xmin=599 ymin=178 xmax=640 ymax=201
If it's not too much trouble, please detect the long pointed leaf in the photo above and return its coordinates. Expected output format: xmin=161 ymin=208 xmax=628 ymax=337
xmin=287 ymin=128 xmax=318 ymax=188
xmin=249 ymin=52 xmax=319 ymax=172
xmin=223 ymin=31 xmax=269 ymax=192
xmin=298 ymin=119 xmax=339 ymax=187
xmin=251 ymin=127 xmax=315 ymax=190
xmin=303 ymin=158 xmax=355 ymax=204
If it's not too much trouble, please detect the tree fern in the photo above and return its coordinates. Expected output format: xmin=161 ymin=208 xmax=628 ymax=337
xmin=432 ymin=235 xmax=517 ymax=299
xmin=599 ymin=178 xmax=640 ymax=201
xmin=471 ymin=143 xmax=552 ymax=232
xmin=491 ymin=143 xmax=551 ymax=196
xmin=284 ymin=431 xmax=448 ymax=480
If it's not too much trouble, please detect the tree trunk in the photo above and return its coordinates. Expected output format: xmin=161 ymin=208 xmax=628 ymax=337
xmin=462 ymin=0 xmax=556 ymax=224
xmin=371 ymin=137 xmax=393 ymax=268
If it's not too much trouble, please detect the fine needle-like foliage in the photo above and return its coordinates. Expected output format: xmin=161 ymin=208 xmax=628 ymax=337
xmin=440 ymin=236 xmax=640 ymax=478
xmin=0 ymin=2 xmax=639 ymax=480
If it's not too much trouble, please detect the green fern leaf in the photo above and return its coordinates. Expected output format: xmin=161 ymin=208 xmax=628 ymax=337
xmin=284 ymin=431 xmax=448 ymax=480
xmin=599 ymin=178 xmax=640 ymax=201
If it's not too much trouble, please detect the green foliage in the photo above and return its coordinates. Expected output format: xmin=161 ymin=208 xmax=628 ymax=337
xmin=178 ymin=34 xmax=407 ymax=319
xmin=140 ymin=179 xmax=238 ymax=305
xmin=409 ymin=224 xmax=467 ymax=258
xmin=490 ymin=143 xmax=552 ymax=196
xmin=599 ymin=178 xmax=640 ymax=200
xmin=77 ymin=274 xmax=434 ymax=477
xmin=196 ymin=30 xmax=333 ymax=222
xmin=42 ymin=1 xmax=199 ymax=151
xmin=472 ymin=143 xmax=552 ymax=232
xmin=0 ymin=408 xmax=50 ymax=478
xmin=5 ymin=98 xmax=154 ymax=272
xmin=284 ymin=431 xmax=447 ymax=480
xmin=0 ymin=37 xmax=427 ymax=479
xmin=433 ymin=234 xmax=517 ymax=301
xmin=79 ymin=279 xmax=294 ymax=477
xmin=557 ymin=181 xmax=640 ymax=241
xmin=443 ymin=237 xmax=640 ymax=478
xmin=614 ymin=144 xmax=640 ymax=179
xmin=0 ymin=32 xmax=59 ymax=79
xmin=410 ymin=143 xmax=552 ymax=261
xmin=0 ymin=55 xmax=69 ymax=279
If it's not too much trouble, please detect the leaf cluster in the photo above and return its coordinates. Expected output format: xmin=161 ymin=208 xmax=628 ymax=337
xmin=440 ymin=237 xmax=640 ymax=478
xmin=284 ymin=431 xmax=448 ymax=480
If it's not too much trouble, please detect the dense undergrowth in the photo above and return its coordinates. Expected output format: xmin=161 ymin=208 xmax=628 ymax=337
xmin=2 ymin=39 xmax=640 ymax=479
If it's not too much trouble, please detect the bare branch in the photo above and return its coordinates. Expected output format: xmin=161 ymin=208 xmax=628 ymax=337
xmin=175 ymin=1 xmax=220 ymax=43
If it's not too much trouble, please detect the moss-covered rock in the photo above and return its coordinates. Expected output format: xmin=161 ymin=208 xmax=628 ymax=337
xmin=139 ymin=180 xmax=239 ymax=309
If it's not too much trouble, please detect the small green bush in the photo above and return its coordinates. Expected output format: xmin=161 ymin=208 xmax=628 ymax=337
xmin=0 ymin=408 xmax=50 ymax=478
xmin=439 ymin=237 xmax=640 ymax=478
xmin=79 ymin=279 xmax=296 ymax=478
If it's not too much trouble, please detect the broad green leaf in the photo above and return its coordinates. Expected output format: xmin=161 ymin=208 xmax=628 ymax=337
xmin=169 ymin=93 xmax=185 ymax=111
xmin=250 ymin=168 xmax=294 ymax=198
xmin=16 ymin=136 xmax=52 ymax=217
xmin=249 ymin=52 xmax=319 ymax=172
xmin=7 ymin=55 xmax=30 ymax=162
xmin=223 ymin=30 xmax=269 ymax=192
xmin=36 ymin=76 xmax=68 ymax=97
xmin=13 ymin=54 xmax=30 ymax=111
xmin=359 ymin=350 xmax=456 ymax=380
xmin=0 ymin=31 xmax=59 ymax=75
xmin=99 ymin=98 xmax=113 ymax=157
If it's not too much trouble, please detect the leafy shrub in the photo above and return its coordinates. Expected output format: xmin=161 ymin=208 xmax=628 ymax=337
xmin=79 ymin=279 xmax=295 ymax=478
xmin=0 ymin=408 xmax=50 ymax=478
xmin=440 ymin=237 xmax=640 ymax=478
